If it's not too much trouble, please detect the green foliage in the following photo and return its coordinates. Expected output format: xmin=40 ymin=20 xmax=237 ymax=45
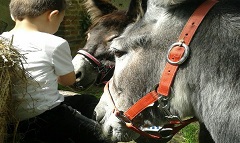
xmin=181 ymin=122 xmax=199 ymax=143
xmin=79 ymin=10 xmax=91 ymax=35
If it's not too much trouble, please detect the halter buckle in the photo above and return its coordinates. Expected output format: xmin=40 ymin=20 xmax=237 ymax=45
xmin=115 ymin=110 xmax=132 ymax=124
xmin=167 ymin=41 xmax=190 ymax=65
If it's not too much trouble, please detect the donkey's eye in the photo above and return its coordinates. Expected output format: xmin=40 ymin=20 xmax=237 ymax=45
xmin=105 ymin=34 xmax=119 ymax=42
xmin=112 ymin=48 xmax=127 ymax=58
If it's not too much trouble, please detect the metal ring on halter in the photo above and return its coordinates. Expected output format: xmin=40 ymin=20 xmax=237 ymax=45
xmin=166 ymin=42 xmax=190 ymax=65
xmin=115 ymin=110 xmax=132 ymax=124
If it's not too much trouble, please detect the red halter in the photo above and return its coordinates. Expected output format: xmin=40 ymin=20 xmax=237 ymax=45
xmin=105 ymin=0 xmax=218 ymax=140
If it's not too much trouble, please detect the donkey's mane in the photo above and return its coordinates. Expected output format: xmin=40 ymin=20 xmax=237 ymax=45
xmin=84 ymin=0 xmax=147 ymax=32
xmin=89 ymin=10 xmax=137 ymax=31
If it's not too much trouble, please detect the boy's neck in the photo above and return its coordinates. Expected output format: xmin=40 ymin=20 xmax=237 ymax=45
xmin=13 ymin=19 xmax=39 ymax=32
xmin=11 ymin=12 xmax=50 ymax=33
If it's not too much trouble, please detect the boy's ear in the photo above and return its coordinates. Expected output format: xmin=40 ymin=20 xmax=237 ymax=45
xmin=48 ymin=10 xmax=59 ymax=21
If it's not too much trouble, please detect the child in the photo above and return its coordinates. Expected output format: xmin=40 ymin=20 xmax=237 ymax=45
xmin=0 ymin=0 xmax=107 ymax=142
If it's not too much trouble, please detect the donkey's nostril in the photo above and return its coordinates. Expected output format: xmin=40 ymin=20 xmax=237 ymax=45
xmin=94 ymin=111 xmax=103 ymax=122
xmin=76 ymin=72 xmax=82 ymax=79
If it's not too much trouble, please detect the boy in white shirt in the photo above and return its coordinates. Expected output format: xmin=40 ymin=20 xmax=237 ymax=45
xmin=1 ymin=0 xmax=107 ymax=142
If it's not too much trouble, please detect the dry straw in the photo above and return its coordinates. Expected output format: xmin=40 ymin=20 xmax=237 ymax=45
xmin=0 ymin=36 xmax=27 ymax=143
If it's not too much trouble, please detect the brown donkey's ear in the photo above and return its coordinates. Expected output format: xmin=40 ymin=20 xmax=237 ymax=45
xmin=126 ymin=0 xmax=148 ymax=21
xmin=84 ymin=0 xmax=118 ymax=22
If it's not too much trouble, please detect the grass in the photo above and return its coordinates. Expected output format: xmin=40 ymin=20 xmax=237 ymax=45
xmin=171 ymin=122 xmax=199 ymax=143
xmin=180 ymin=122 xmax=199 ymax=143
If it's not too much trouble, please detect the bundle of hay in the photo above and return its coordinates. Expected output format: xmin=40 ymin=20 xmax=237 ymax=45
xmin=0 ymin=36 xmax=27 ymax=143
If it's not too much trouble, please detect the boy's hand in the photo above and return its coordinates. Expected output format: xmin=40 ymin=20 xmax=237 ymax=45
xmin=58 ymin=71 xmax=76 ymax=86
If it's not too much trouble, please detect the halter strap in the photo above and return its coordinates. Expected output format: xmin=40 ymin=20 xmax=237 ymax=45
xmin=157 ymin=0 xmax=219 ymax=96
xmin=125 ymin=0 xmax=218 ymax=121
xmin=77 ymin=50 xmax=102 ymax=67
xmin=77 ymin=50 xmax=114 ymax=84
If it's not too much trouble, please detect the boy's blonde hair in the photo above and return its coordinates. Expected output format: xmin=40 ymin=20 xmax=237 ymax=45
xmin=10 ymin=0 xmax=67 ymax=21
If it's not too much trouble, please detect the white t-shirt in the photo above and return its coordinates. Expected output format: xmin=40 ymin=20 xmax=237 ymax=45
xmin=1 ymin=31 xmax=74 ymax=121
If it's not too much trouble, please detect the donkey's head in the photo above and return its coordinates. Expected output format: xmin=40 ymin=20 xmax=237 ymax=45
xmin=94 ymin=0 xmax=240 ymax=142
xmin=72 ymin=0 xmax=146 ymax=90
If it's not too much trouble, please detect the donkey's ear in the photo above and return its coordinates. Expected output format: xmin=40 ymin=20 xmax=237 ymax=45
xmin=126 ymin=0 xmax=147 ymax=20
xmin=84 ymin=0 xmax=118 ymax=21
